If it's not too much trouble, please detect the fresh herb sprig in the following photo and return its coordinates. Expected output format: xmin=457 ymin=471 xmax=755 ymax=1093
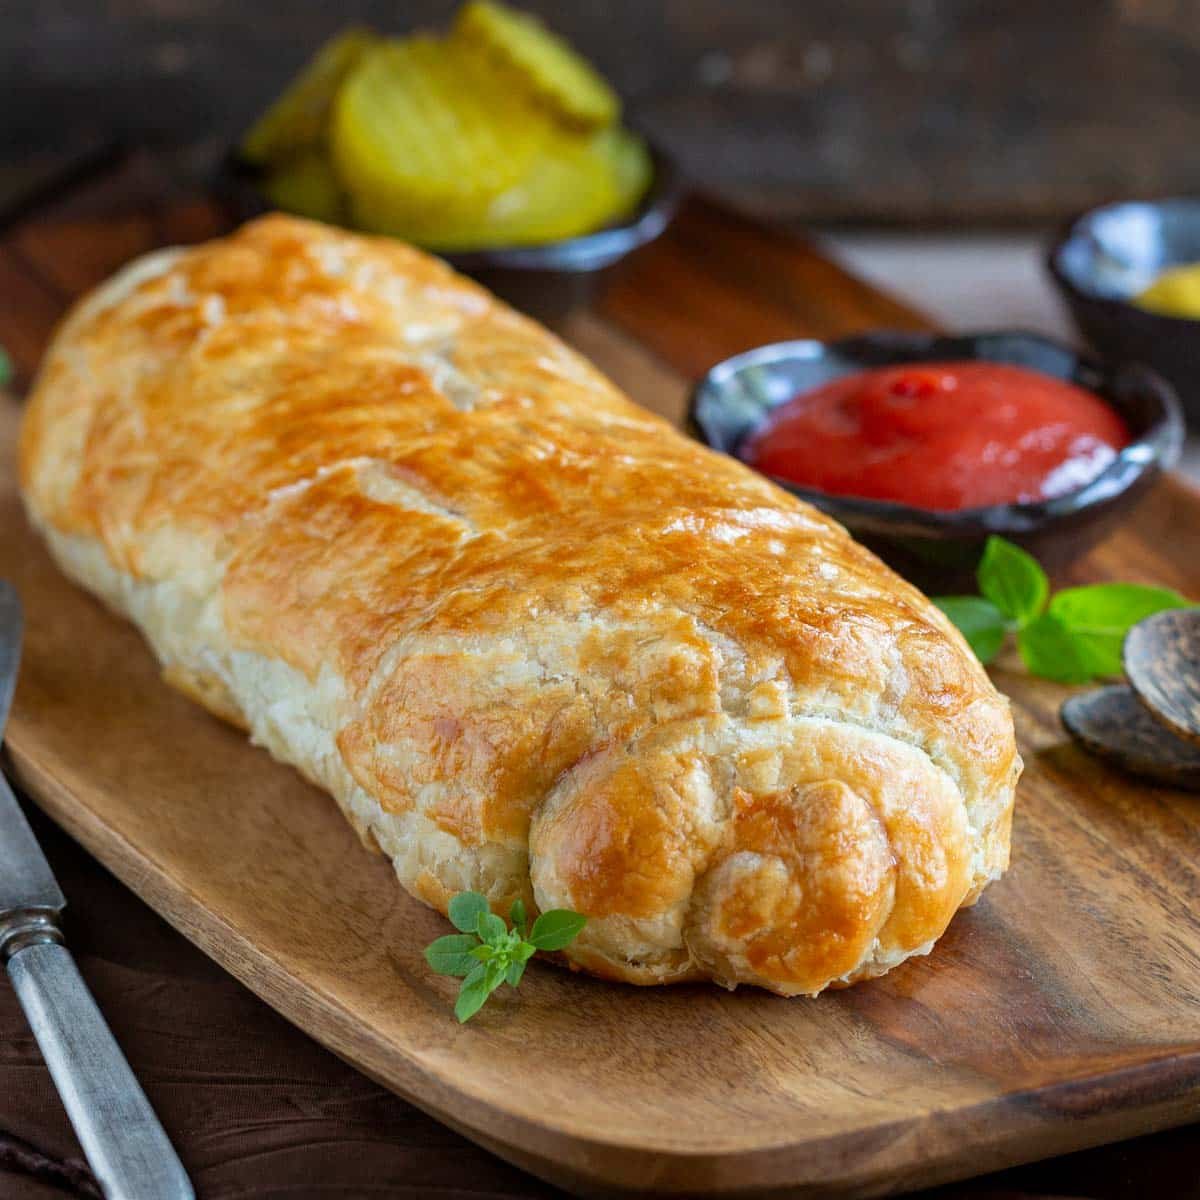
xmin=934 ymin=535 xmax=1193 ymax=683
xmin=424 ymin=892 xmax=587 ymax=1022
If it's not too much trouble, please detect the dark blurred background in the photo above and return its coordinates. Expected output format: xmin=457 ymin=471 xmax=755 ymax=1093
xmin=5 ymin=0 xmax=1200 ymax=227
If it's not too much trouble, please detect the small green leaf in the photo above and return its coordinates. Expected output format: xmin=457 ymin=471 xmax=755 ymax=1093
xmin=977 ymin=536 xmax=1049 ymax=627
xmin=454 ymin=964 xmax=492 ymax=1022
xmin=476 ymin=911 xmax=507 ymax=944
xmin=424 ymin=934 xmax=479 ymax=977
xmin=431 ymin=895 xmax=581 ymax=1020
xmin=529 ymin=909 xmax=588 ymax=951
xmin=1017 ymin=613 xmax=1093 ymax=683
xmin=1048 ymin=583 xmax=1192 ymax=678
xmin=932 ymin=595 xmax=1007 ymax=664
xmin=448 ymin=892 xmax=490 ymax=934
xmin=483 ymin=958 xmax=507 ymax=991
xmin=0 ymin=346 xmax=12 ymax=389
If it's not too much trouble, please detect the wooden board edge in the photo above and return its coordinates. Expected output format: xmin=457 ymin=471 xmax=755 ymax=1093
xmin=7 ymin=737 xmax=1200 ymax=1197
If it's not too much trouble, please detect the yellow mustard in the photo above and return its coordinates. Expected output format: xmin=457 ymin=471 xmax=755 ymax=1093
xmin=1134 ymin=262 xmax=1200 ymax=319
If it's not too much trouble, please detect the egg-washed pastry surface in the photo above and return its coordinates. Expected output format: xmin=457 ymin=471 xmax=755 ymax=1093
xmin=19 ymin=215 xmax=1020 ymax=995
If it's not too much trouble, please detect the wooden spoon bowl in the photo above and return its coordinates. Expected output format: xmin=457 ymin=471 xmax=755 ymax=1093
xmin=1124 ymin=606 xmax=1200 ymax=747
xmin=1061 ymin=684 xmax=1200 ymax=791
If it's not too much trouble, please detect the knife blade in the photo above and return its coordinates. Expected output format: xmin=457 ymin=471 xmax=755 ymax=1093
xmin=0 ymin=579 xmax=20 ymax=734
xmin=0 ymin=581 xmax=63 ymax=923
xmin=0 ymin=579 xmax=194 ymax=1200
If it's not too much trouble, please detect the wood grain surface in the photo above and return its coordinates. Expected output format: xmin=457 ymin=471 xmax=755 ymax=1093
xmin=2 ymin=176 xmax=1200 ymax=1198
xmin=11 ymin=1 xmax=1200 ymax=224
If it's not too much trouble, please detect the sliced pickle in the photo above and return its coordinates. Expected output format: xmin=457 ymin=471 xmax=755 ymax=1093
xmin=350 ymin=127 xmax=649 ymax=251
xmin=409 ymin=132 xmax=617 ymax=249
xmin=241 ymin=28 xmax=378 ymax=166
xmin=600 ymin=126 xmax=653 ymax=217
xmin=476 ymin=128 xmax=652 ymax=247
xmin=452 ymin=0 xmax=619 ymax=131
xmin=261 ymin=152 xmax=346 ymax=224
xmin=332 ymin=35 xmax=552 ymax=235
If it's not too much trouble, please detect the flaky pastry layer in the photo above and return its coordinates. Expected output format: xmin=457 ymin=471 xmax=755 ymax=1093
xmin=20 ymin=216 xmax=1020 ymax=995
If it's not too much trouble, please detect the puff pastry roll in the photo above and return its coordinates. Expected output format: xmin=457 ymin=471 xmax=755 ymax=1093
xmin=20 ymin=216 xmax=1020 ymax=995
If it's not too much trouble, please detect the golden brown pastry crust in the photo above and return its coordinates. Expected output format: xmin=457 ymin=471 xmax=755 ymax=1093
xmin=19 ymin=215 xmax=1020 ymax=995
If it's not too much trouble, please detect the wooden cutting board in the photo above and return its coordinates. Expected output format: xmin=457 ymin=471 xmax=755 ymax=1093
xmin=2 ymin=172 xmax=1200 ymax=1199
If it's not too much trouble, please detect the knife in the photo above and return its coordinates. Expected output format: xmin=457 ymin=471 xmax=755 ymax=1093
xmin=0 ymin=580 xmax=194 ymax=1200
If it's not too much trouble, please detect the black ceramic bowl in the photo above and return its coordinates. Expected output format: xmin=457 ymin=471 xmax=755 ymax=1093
xmin=1048 ymin=198 xmax=1200 ymax=425
xmin=690 ymin=331 xmax=1183 ymax=591
xmin=218 ymin=144 xmax=681 ymax=324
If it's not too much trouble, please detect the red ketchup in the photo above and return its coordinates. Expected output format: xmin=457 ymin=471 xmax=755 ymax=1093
xmin=740 ymin=361 xmax=1130 ymax=511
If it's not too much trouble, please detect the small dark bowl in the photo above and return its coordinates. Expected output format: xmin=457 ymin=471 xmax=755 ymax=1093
xmin=1048 ymin=197 xmax=1200 ymax=425
xmin=218 ymin=144 xmax=681 ymax=324
xmin=690 ymin=331 xmax=1183 ymax=591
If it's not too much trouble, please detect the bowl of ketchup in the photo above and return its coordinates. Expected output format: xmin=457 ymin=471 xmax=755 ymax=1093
xmin=691 ymin=331 xmax=1182 ymax=589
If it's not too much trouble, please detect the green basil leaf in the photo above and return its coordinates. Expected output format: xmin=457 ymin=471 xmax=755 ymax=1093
xmin=476 ymin=911 xmax=507 ymax=944
xmin=454 ymin=964 xmax=491 ymax=1022
xmin=932 ymin=595 xmax=1007 ymax=664
xmin=448 ymin=891 xmax=490 ymax=934
xmin=1017 ymin=613 xmax=1094 ymax=683
xmin=529 ymin=910 xmax=588 ymax=951
xmin=979 ymin=537 xmax=1046 ymax=628
xmin=977 ymin=536 xmax=1049 ymax=626
xmin=469 ymin=943 xmax=494 ymax=962
xmin=423 ymin=934 xmax=479 ymax=977
xmin=509 ymin=897 xmax=527 ymax=935
xmin=506 ymin=959 xmax=527 ymax=988
xmin=1048 ymin=583 xmax=1193 ymax=678
xmin=483 ymin=957 xmax=508 ymax=991
xmin=514 ymin=940 xmax=537 ymax=963
xmin=0 ymin=347 xmax=12 ymax=389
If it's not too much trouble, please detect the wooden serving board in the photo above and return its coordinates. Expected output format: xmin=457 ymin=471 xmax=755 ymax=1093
xmin=2 ymin=175 xmax=1200 ymax=1199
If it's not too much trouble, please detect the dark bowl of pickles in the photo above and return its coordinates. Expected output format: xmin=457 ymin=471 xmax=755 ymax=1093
xmin=221 ymin=3 xmax=680 ymax=322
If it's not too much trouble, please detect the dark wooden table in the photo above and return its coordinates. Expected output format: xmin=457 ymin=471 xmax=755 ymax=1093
xmin=7 ymin=0 xmax=1200 ymax=225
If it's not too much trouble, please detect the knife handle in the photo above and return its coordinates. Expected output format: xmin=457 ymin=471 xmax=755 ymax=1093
xmin=7 ymin=939 xmax=194 ymax=1200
